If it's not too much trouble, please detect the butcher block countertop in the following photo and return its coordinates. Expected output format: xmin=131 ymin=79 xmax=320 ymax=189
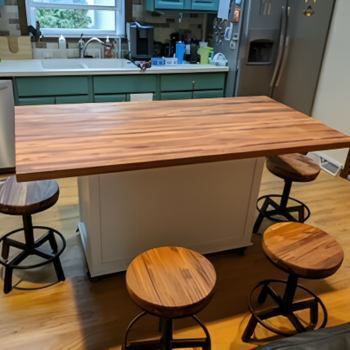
xmin=15 ymin=96 xmax=350 ymax=181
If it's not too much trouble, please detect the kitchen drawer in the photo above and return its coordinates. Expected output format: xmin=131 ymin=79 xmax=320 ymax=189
xmin=16 ymin=77 xmax=89 ymax=97
xmin=191 ymin=0 xmax=218 ymax=11
xmin=161 ymin=73 xmax=225 ymax=91
xmin=93 ymin=75 xmax=157 ymax=94
xmin=94 ymin=94 xmax=128 ymax=103
xmin=17 ymin=97 xmax=56 ymax=105
xmin=56 ymin=95 xmax=91 ymax=104
xmin=193 ymin=89 xmax=224 ymax=99
xmin=160 ymin=91 xmax=192 ymax=100
xmin=154 ymin=0 xmax=189 ymax=9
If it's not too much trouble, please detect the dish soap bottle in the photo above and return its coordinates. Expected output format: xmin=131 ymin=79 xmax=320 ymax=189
xmin=58 ymin=34 xmax=66 ymax=49
xmin=104 ymin=36 xmax=113 ymax=59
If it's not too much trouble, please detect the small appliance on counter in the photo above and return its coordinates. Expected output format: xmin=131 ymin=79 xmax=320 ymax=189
xmin=127 ymin=22 xmax=154 ymax=61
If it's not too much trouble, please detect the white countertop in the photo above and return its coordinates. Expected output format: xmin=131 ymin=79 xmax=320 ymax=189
xmin=0 ymin=59 xmax=229 ymax=77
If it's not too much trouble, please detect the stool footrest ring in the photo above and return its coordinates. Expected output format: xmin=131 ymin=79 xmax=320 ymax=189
xmin=242 ymin=278 xmax=327 ymax=342
xmin=123 ymin=312 xmax=211 ymax=350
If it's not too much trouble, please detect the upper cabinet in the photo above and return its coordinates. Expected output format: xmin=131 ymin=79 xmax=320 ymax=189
xmin=146 ymin=0 xmax=218 ymax=12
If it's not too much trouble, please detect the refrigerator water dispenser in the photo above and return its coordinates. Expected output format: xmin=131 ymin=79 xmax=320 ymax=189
xmin=247 ymin=39 xmax=274 ymax=64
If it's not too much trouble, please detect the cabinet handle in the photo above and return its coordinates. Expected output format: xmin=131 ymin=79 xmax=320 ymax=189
xmin=192 ymin=80 xmax=196 ymax=88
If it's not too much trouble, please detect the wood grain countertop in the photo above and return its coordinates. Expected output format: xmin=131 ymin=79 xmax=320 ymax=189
xmin=15 ymin=96 xmax=350 ymax=181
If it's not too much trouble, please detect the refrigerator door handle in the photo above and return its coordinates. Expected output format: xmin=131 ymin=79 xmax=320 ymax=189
xmin=275 ymin=35 xmax=290 ymax=87
xmin=269 ymin=5 xmax=288 ymax=93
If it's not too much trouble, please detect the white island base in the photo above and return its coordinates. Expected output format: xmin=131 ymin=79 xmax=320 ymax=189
xmin=78 ymin=158 xmax=264 ymax=277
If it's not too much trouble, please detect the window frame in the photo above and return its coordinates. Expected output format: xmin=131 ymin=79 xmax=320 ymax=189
xmin=25 ymin=0 xmax=125 ymax=38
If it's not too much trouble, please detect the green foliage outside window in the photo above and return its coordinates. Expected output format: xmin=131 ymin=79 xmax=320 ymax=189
xmin=36 ymin=8 xmax=92 ymax=28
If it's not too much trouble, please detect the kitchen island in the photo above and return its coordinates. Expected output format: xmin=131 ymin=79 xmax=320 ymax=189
xmin=15 ymin=97 xmax=350 ymax=276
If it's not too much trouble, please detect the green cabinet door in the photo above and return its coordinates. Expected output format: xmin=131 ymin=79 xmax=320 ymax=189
xmin=161 ymin=73 xmax=226 ymax=92
xmin=93 ymin=75 xmax=157 ymax=94
xmin=55 ymin=95 xmax=91 ymax=104
xmin=193 ymin=90 xmax=224 ymax=99
xmin=160 ymin=91 xmax=193 ymax=100
xmin=94 ymin=94 xmax=128 ymax=103
xmin=16 ymin=77 xmax=89 ymax=97
xmin=17 ymin=97 xmax=56 ymax=105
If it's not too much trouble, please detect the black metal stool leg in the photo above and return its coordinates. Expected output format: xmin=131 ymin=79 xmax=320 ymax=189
xmin=3 ymin=266 xmax=13 ymax=294
xmin=280 ymin=180 xmax=292 ymax=210
xmin=1 ymin=238 xmax=10 ymax=260
xmin=242 ymin=315 xmax=258 ymax=342
xmin=53 ymin=256 xmax=65 ymax=281
xmin=253 ymin=197 xmax=270 ymax=234
xmin=47 ymin=230 xmax=58 ymax=253
xmin=160 ymin=318 xmax=173 ymax=350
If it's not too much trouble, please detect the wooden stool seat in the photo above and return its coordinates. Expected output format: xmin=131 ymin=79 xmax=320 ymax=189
xmin=126 ymin=246 xmax=216 ymax=318
xmin=266 ymin=153 xmax=321 ymax=182
xmin=0 ymin=176 xmax=59 ymax=216
xmin=263 ymin=222 xmax=344 ymax=279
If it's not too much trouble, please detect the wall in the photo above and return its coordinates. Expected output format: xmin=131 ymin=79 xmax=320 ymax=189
xmin=312 ymin=0 xmax=350 ymax=167
xmin=0 ymin=0 xmax=20 ymax=36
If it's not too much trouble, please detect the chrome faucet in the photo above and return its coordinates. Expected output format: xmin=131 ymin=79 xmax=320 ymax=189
xmin=81 ymin=37 xmax=108 ymax=58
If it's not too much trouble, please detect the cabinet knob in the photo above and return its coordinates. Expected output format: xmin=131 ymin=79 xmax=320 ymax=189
xmin=192 ymin=80 xmax=196 ymax=87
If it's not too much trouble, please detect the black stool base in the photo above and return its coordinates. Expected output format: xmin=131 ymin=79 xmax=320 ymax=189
xmin=253 ymin=179 xmax=311 ymax=234
xmin=123 ymin=312 xmax=211 ymax=350
xmin=0 ymin=220 xmax=66 ymax=294
xmin=242 ymin=276 xmax=327 ymax=342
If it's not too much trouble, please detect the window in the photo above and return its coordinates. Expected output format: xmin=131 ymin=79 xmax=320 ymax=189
xmin=25 ymin=0 xmax=125 ymax=37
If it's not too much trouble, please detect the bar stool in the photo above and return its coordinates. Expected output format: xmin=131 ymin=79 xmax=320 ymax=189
xmin=253 ymin=153 xmax=321 ymax=234
xmin=242 ymin=222 xmax=344 ymax=341
xmin=0 ymin=176 xmax=66 ymax=294
xmin=124 ymin=246 xmax=216 ymax=350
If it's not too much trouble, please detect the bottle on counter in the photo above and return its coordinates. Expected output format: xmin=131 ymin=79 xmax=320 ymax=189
xmin=58 ymin=34 xmax=66 ymax=50
xmin=175 ymin=41 xmax=186 ymax=64
xmin=104 ymin=36 xmax=113 ymax=59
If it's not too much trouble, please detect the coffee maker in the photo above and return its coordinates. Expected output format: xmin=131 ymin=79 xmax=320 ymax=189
xmin=127 ymin=22 xmax=154 ymax=61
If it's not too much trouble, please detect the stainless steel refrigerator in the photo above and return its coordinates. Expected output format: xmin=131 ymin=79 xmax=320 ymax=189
xmin=214 ymin=0 xmax=336 ymax=115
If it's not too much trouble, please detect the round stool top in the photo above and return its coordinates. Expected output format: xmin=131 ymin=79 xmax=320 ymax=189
xmin=126 ymin=246 xmax=217 ymax=318
xmin=0 ymin=176 xmax=59 ymax=216
xmin=263 ymin=222 xmax=344 ymax=279
xmin=266 ymin=153 xmax=320 ymax=182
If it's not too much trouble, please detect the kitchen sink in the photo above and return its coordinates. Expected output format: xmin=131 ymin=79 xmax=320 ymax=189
xmin=40 ymin=59 xmax=137 ymax=71
xmin=83 ymin=59 xmax=136 ymax=70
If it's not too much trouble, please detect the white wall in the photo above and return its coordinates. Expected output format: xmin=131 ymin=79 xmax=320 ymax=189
xmin=312 ymin=0 xmax=350 ymax=166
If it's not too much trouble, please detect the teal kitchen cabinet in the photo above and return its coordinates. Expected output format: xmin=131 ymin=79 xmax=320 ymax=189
xmin=193 ymin=90 xmax=224 ymax=98
xmin=146 ymin=0 xmax=217 ymax=11
xmin=191 ymin=0 xmax=218 ymax=11
xmin=14 ymin=72 xmax=226 ymax=105
xmin=14 ymin=76 xmax=91 ymax=105
xmin=56 ymin=95 xmax=91 ymax=104
xmin=17 ymin=97 xmax=56 ymax=105
xmin=94 ymin=94 xmax=128 ymax=103
xmin=16 ymin=76 xmax=89 ymax=97
xmin=160 ymin=73 xmax=225 ymax=100
xmin=160 ymin=91 xmax=193 ymax=100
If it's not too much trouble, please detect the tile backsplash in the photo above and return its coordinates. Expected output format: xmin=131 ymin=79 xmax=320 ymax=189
xmin=0 ymin=0 xmax=20 ymax=36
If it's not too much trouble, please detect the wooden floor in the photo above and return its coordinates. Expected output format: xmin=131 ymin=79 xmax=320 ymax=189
xmin=0 ymin=168 xmax=349 ymax=349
